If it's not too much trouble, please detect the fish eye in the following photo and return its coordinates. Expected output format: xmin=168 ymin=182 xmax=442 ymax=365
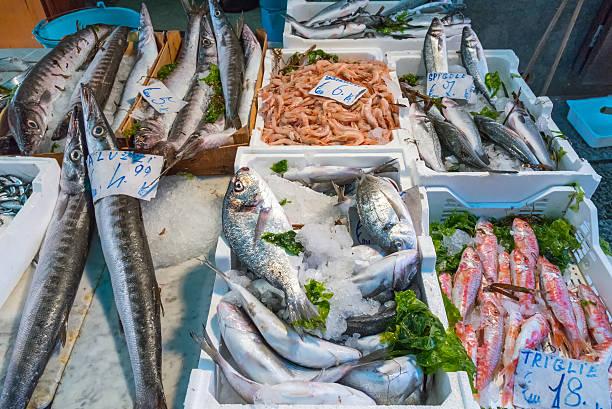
xmin=215 ymin=10 xmax=221 ymax=17
xmin=394 ymin=240 xmax=403 ymax=249
xmin=70 ymin=149 xmax=82 ymax=161
xmin=203 ymin=38 xmax=212 ymax=47
xmin=234 ymin=180 xmax=244 ymax=192
xmin=27 ymin=120 xmax=38 ymax=129
xmin=93 ymin=125 xmax=105 ymax=137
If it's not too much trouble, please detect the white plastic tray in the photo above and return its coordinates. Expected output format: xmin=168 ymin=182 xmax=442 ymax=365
xmin=283 ymin=0 xmax=464 ymax=52
xmin=385 ymin=49 xmax=601 ymax=202
xmin=251 ymin=47 xmax=403 ymax=148
xmin=0 ymin=156 xmax=60 ymax=308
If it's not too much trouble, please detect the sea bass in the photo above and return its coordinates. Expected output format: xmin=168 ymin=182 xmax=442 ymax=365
xmin=209 ymin=0 xmax=245 ymax=129
xmin=442 ymin=98 xmax=488 ymax=164
xmin=80 ymin=85 xmax=166 ymax=409
xmin=7 ymin=25 xmax=112 ymax=154
xmin=475 ymin=218 xmax=498 ymax=283
xmin=577 ymin=284 xmax=612 ymax=344
xmin=351 ymin=249 xmax=420 ymax=298
xmin=512 ymin=218 xmax=539 ymax=268
xmin=451 ymin=247 xmax=482 ymax=317
xmin=408 ymin=103 xmax=444 ymax=172
xmin=0 ymin=107 xmax=92 ymax=409
xmin=286 ymin=15 xmax=366 ymax=39
xmin=222 ymin=167 xmax=319 ymax=324
xmin=455 ymin=322 xmax=478 ymax=365
xmin=423 ymin=18 xmax=448 ymax=74
xmin=111 ymin=3 xmax=158 ymax=131
xmin=506 ymin=102 xmax=555 ymax=168
xmin=356 ymin=174 xmax=417 ymax=253
xmin=473 ymin=115 xmax=540 ymax=165
xmin=460 ymin=26 xmax=492 ymax=105
xmin=476 ymin=298 xmax=504 ymax=391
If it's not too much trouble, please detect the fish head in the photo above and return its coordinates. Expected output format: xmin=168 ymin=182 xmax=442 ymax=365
xmin=461 ymin=246 xmax=479 ymax=263
xmin=7 ymin=101 xmax=46 ymax=155
xmin=137 ymin=3 xmax=156 ymax=50
xmin=345 ymin=23 xmax=366 ymax=35
xmin=80 ymin=84 xmax=119 ymax=153
xmin=392 ymin=249 xmax=420 ymax=290
xmin=461 ymin=26 xmax=478 ymax=48
xmin=208 ymin=0 xmax=226 ymax=30
xmin=512 ymin=217 xmax=531 ymax=234
xmin=217 ymin=301 xmax=256 ymax=333
xmin=225 ymin=167 xmax=266 ymax=211
xmin=60 ymin=106 xmax=88 ymax=192
xmin=427 ymin=17 xmax=445 ymax=38
xmin=198 ymin=15 xmax=217 ymax=65
xmin=388 ymin=221 xmax=417 ymax=251
xmin=475 ymin=217 xmax=494 ymax=235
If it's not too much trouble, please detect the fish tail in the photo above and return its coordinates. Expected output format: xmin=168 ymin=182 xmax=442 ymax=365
xmin=190 ymin=324 xmax=221 ymax=364
xmin=286 ymin=287 xmax=319 ymax=324
xmin=180 ymin=0 xmax=207 ymax=15
xmin=283 ymin=14 xmax=296 ymax=23
xmin=227 ymin=116 xmax=242 ymax=130
xmin=371 ymin=158 xmax=399 ymax=174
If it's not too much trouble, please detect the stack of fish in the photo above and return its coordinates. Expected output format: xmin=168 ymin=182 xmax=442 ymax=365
xmin=285 ymin=0 xmax=469 ymax=40
xmin=437 ymin=217 xmax=612 ymax=407
xmin=0 ymin=175 xmax=31 ymax=217
xmin=190 ymin=163 xmax=430 ymax=405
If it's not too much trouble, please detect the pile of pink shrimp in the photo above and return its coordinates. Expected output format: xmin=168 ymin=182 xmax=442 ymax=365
xmin=259 ymin=59 xmax=399 ymax=145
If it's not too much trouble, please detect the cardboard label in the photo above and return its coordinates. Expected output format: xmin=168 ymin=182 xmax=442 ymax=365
xmin=140 ymin=79 xmax=187 ymax=114
xmin=309 ymin=75 xmax=367 ymax=106
xmin=87 ymin=151 xmax=163 ymax=202
xmin=426 ymin=72 xmax=475 ymax=100
xmin=513 ymin=349 xmax=611 ymax=409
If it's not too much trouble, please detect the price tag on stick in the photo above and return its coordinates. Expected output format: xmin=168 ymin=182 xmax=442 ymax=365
xmin=426 ymin=72 xmax=475 ymax=100
xmin=513 ymin=349 xmax=611 ymax=409
xmin=309 ymin=75 xmax=367 ymax=106
xmin=140 ymin=79 xmax=187 ymax=114
xmin=87 ymin=151 xmax=164 ymax=202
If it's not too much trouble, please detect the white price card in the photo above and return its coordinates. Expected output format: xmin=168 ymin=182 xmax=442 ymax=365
xmin=140 ymin=79 xmax=187 ymax=114
xmin=513 ymin=349 xmax=611 ymax=409
xmin=426 ymin=72 xmax=475 ymax=100
xmin=87 ymin=151 xmax=164 ymax=202
xmin=309 ymin=75 xmax=367 ymax=106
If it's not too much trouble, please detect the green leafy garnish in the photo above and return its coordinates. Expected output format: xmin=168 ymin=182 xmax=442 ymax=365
xmin=600 ymin=238 xmax=612 ymax=256
xmin=306 ymin=49 xmax=338 ymax=65
xmin=532 ymin=218 xmax=580 ymax=271
xmin=400 ymin=73 xmax=419 ymax=86
xmin=555 ymin=147 xmax=567 ymax=165
xmin=493 ymin=225 xmax=514 ymax=253
xmin=177 ymin=172 xmax=195 ymax=180
xmin=270 ymin=159 xmax=288 ymax=174
xmin=157 ymin=63 xmax=177 ymax=80
xmin=50 ymin=142 xmax=60 ymax=153
xmin=261 ymin=230 xmax=303 ymax=255
xmin=580 ymin=299 xmax=597 ymax=307
xmin=381 ymin=290 xmax=476 ymax=391
xmin=205 ymin=95 xmax=225 ymax=123
xmin=485 ymin=71 xmax=503 ymax=98
xmin=202 ymin=63 xmax=222 ymax=94
xmin=566 ymin=183 xmax=585 ymax=212
xmin=441 ymin=290 xmax=462 ymax=327
xmin=293 ymin=279 xmax=333 ymax=330
xmin=470 ymin=106 xmax=500 ymax=120
xmin=552 ymin=130 xmax=568 ymax=139
xmin=510 ymin=73 xmax=522 ymax=79
xmin=430 ymin=211 xmax=476 ymax=274
xmin=430 ymin=211 xmax=478 ymax=237
xmin=122 ymin=122 xmax=141 ymax=138
xmin=279 ymin=198 xmax=291 ymax=206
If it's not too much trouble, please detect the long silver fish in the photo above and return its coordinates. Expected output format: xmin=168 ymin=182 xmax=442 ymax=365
xmin=305 ymin=0 xmax=369 ymax=26
xmin=80 ymin=85 xmax=167 ymax=409
xmin=192 ymin=328 xmax=376 ymax=405
xmin=209 ymin=0 xmax=245 ymax=129
xmin=7 ymin=25 xmax=112 ymax=154
xmin=381 ymin=0 xmax=428 ymax=17
xmin=206 ymin=261 xmax=361 ymax=368
xmin=442 ymin=97 xmax=488 ymax=164
xmin=473 ymin=115 xmax=539 ymax=165
xmin=53 ymin=25 xmax=129 ymax=141
xmin=222 ymin=167 xmax=319 ymax=324
xmin=408 ymin=103 xmax=445 ymax=171
xmin=111 ymin=3 xmax=158 ymax=131
xmin=283 ymin=159 xmax=398 ymax=185
xmin=461 ymin=26 xmax=492 ymax=106
xmin=286 ymin=15 xmax=366 ymax=39
xmin=339 ymin=356 xmax=424 ymax=404
xmin=356 ymin=175 xmax=416 ymax=253
xmin=0 ymin=106 xmax=92 ymax=409
xmin=238 ymin=25 xmax=262 ymax=127
xmin=505 ymin=102 xmax=555 ymax=168
xmin=423 ymin=17 xmax=448 ymax=74
xmin=351 ymin=249 xmax=420 ymax=298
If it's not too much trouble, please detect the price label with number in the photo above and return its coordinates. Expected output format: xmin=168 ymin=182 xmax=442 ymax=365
xmin=87 ymin=151 xmax=164 ymax=202
xmin=514 ymin=349 xmax=611 ymax=409
xmin=426 ymin=72 xmax=475 ymax=100
xmin=140 ymin=79 xmax=187 ymax=114
xmin=309 ymin=75 xmax=367 ymax=106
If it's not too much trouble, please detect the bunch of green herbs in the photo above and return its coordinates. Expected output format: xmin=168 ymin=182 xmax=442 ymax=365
xmin=293 ymin=279 xmax=333 ymax=330
xmin=261 ymin=230 xmax=303 ymax=256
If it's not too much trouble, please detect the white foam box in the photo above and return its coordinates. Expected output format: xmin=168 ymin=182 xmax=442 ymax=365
xmin=385 ymin=49 xmax=601 ymax=203
xmin=283 ymin=0 xmax=464 ymax=52
xmin=0 ymin=156 xmax=60 ymax=308
xmin=251 ymin=47 xmax=404 ymax=148
xmin=184 ymin=148 xmax=479 ymax=409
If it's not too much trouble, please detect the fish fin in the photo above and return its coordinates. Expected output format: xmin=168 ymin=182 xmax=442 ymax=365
xmin=52 ymin=114 xmax=70 ymax=141
xmin=254 ymin=207 xmax=271 ymax=244
xmin=191 ymin=323 xmax=221 ymax=363
xmin=235 ymin=12 xmax=244 ymax=38
xmin=371 ymin=158 xmax=399 ymax=174
xmin=157 ymin=285 xmax=165 ymax=317
xmin=380 ymin=188 xmax=409 ymax=221
xmin=117 ymin=312 xmax=124 ymax=334
xmin=331 ymin=182 xmax=346 ymax=205
xmin=358 ymin=347 xmax=390 ymax=363
xmin=202 ymin=258 xmax=234 ymax=284
xmin=57 ymin=317 xmax=68 ymax=348
xmin=39 ymin=90 xmax=52 ymax=107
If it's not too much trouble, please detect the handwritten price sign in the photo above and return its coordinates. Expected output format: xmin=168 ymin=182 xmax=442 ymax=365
xmin=309 ymin=75 xmax=367 ymax=106
xmin=426 ymin=72 xmax=475 ymax=100
xmin=140 ymin=79 xmax=187 ymax=114
xmin=514 ymin=349 xmax=611 ymax=409
xmin=87 ymin=150 xmax=164 ymax=202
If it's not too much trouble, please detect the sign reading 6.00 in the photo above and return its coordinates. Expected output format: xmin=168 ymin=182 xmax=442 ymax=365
xmin=426 ymin=72 xmax=475 ymax=100
xmin=309 ymin=75 xmax=367 ymax=106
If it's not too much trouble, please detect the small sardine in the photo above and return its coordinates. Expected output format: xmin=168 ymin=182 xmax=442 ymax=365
xmin=345 ymin=303 xmax=397 ymax=337
xmin=408 ymin=103 xmax=444 ymax=172
xmin=351 ymin=249 xmax=420 ymax=298
xmin=305 ymin=0 xmax=369 ymax=26
xmin=423 ymin=18 xmax=448 ymax=74
xmin=349 ymin=334 xmax=389 ymax=355
xmin=451 ymin=247 xmax=482 ymax=317
xmin=473 ymin=115 xmax=540 ymax=165
xmin=506 ymin=102 xmax=555 ymax=168
xmin=442 ymin=98 xmax=488 ymax=164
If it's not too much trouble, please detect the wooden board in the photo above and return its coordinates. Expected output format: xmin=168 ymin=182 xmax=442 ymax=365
xmin=0 ymin=0 xmax=46 ymax=48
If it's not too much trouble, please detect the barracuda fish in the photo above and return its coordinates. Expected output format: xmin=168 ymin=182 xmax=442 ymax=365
xmin=451 ymin=247 xmax=482 ymax=317
xmin=408 ymin=103 xmax=444 ymax=172
xmin=80 ymin=85 xmax=166 ymax=409
xmin=339 ymin=355 xmax=423 ymax=404
xmin=476 ymin=298 xmax=504 ymax=391
xmin=442 ymin=98 xmax=488 ymax=164
xmin=423 ymin=18 xmax=448 ymax=74
xmin=351 ymin=249 xmax=420 ymax=298
xmin=0 ymin=107 xmax=92 ymax=409
xmin=473 ymin=115 xmax=540 ymax=165
xmin=498 ymin=251 xmax=511 ymax=285
xmin=569 ymin=291 xmax=589 ymax=343
xmin=455 ymin=322 xmax=477 ymax=365
xmin=222 ymin=167 xmax=319 ymax=324
xmin=192 ymin=328 xmax=375 ymax=405
xmin=512 ymin=218 xmax=539 ymax=268
xmin=7 ymin=24 xmax=112 ymax=155
xmin=283 ymin=159 xmax=398 ymax=186
xmin=305 ymin=0 xmax=369 ymax=26
xmin=53 ymin=25 xmax=129 ymax=141
xmin=538 ymin=256 xmax=585 ymax=358
xmin=577 ymin=284 xmax=612 ymax=345
xmin=475 ymin=218 xmax=498 ymax=283
xmin=460 ymin=26 xmax=492 ymax=106
xmin=209 ymin=0 xmax=245 ymax=129
xmin=286 ymin=15 xmax=366 ymax=39
xmin=356 ymin=175 xmax=416 ymax=253
xmin=238 ymin=25 xmax=262 ymax=128
xmin=111 ymin=3 xmax=158 ymax=131
xmin=439 ymin=272 xmax=452 ymax=298
xmin=506 ymin=102 xmax=555 ymax=168
xmin=510 ymin=248 xmax=536 ymax=310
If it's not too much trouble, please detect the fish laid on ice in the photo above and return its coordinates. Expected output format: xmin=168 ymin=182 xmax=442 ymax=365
xmin=345 ymin=303 xmax=396 ymax=337
xmin=442 ymin=98 xmax=488 ymax=164
xmin=286 ymin=15 xmax=366 ymax=39
xmin=305 ymin=0 xmax=369 ymax=26
xmin=351 ymin=249 xmax=420 ymax=298
xmin=475 ymin=218 xmax=498 ymax=283
xmin=408 ymin=103 xmax=444 ymax=172
xmin=0 ymin=107 xmax=92 ymax=409
xmin=473 ymin=115 xmax=540 ymax=165
xmin=451 ymin=246 xmax=482 ymax=317
xmin=577 ymin=283 xmax=612 ymax=345
xmin=283 ymin=159 xmax=398 ymax=186
xmin=423 ymin=18 xmax=448 ymax=74
xmin=460 ymin=26 xmax=492 ymax=105
xmin=506 ymin=102 xmax=555 ymax=168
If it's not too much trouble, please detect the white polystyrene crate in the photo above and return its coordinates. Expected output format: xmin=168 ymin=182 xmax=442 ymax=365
xmin=0 ymin=157 xmax=60 ymax=308
xmin=283 ymin=0 xmax=463 ymax=52
xmin=251 ymin=47 xmax=403 ymax=149
xmin=385 ymin=50 xmax=601 ymax=202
